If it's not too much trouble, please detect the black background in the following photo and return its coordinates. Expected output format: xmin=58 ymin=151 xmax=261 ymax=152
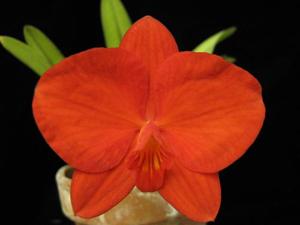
xmin=0 ymin=1 xmax=299 ymax=225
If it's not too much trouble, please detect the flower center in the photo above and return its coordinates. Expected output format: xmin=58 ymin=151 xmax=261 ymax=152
xmin=130 ymin=121 xmax=164 ymax=170
xmin=127 ymin=121 xmax=170 ymax=191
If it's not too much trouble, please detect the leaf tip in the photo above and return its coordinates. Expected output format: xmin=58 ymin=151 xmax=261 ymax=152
xmin=0 ymin=35 xmax=8 ymax=45
xmin=23 ymin=24 xmax=31 ymax=28
xmin=227 ymin=26 xmax=237 ymax=35
xmin=23 ymin=24 xmax=36 ymax=34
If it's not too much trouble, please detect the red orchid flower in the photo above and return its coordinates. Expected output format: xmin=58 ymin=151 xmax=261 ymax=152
xmin=32 ymin=16 xmax=265 ymax=222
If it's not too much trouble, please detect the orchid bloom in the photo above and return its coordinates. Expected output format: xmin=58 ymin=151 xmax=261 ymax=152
xmin=32 ymin=16 xmax=265 ymax=222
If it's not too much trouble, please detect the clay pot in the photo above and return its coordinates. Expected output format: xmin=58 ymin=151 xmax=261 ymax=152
xmin=56 ymin=165 xmax=206 ymax=225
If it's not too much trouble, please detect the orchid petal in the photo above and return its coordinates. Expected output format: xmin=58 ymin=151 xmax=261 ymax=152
xmin=159 ymin=162 xmax=221 ymax=222
xmin=33 ymin=48 xmax=149 ymax=173
xmin=120 ymin=16 xmax=178 ymax=74
xmin=154 ymin=52 xmax=265 ymax=173
xmin=71 ymin=158 xmax=135 ymax=218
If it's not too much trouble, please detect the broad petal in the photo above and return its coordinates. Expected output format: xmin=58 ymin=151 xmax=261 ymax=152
xmin=71 ymin=158 xmax=135 ymax=218
xmin=154 ymin=52 xmax=265 ymax=172
xmin=120 ymin=16 xmax=178 ymax=74
xmin=33 ymin=48 xmax=149 ymax=173
xmin=159 ymin=162 xmax=221 ymax=222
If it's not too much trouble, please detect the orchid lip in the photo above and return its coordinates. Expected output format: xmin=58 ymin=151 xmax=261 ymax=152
xmin=127 ymin=120 xmax=170 ymax=171
xmin=126 ymin=120 xmax=170 ymax=192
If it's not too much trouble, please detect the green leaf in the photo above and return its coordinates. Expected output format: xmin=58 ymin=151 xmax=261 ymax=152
xmin=193 ymin=26 xmax=237 ymax=53
xmin=101 ymin=0 xmax=132 ymax=47
xmin=23 ymin=25 xmax=64 ymax=65
xmin=222 ymin=54 xmax=236 ymax=63
xmin=0 ymin=36 xmax=50 ymax=75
